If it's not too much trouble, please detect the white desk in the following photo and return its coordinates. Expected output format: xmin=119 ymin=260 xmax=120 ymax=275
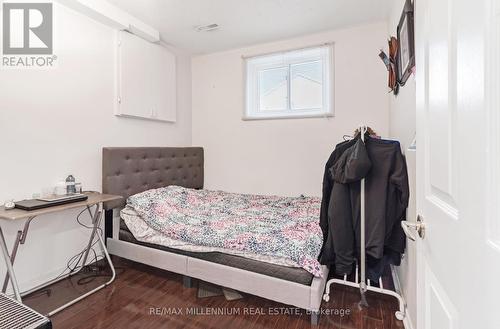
xmin=0 ymin=192 xmax=122 ymax=316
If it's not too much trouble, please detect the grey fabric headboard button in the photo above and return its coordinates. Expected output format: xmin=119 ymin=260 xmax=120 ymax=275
xmin=102 ymin=147 xmax=204 ymax=210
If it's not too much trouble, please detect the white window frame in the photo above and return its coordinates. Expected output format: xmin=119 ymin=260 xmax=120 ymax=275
xmin=244 ymin=43 xmax=334 ymax=120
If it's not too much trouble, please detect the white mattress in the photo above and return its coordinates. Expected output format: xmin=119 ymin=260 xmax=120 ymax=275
xmin=120 ymin=206 xmax=298 ymax=268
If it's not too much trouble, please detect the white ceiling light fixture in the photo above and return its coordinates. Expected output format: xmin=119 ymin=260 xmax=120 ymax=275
xmin=195 ymin=23 xmax=220 ymax=32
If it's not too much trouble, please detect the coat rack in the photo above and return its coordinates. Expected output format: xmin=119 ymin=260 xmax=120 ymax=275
xmin=322 ymin=125 xmax=407 ymax=321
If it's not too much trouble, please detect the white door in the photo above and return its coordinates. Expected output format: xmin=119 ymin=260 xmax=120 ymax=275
xmin=415 ymin=0 xmax=500 ymax=328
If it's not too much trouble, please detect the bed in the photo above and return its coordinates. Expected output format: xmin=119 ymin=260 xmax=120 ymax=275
xmin=102 ymin=147 xmax=328 ymax=325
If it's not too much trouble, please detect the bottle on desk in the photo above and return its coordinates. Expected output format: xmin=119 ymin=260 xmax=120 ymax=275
xmin=66 ymin=175 xmax=76 ymax=194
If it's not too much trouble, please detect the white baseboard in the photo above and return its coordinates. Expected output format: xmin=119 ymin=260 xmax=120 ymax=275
xmin=391 ymin=265 xmax=415 ymax=329
xmin=403 ymin=311 xmax=415 ymax=329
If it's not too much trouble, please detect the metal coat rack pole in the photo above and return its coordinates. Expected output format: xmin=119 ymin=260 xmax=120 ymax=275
xmin=359 ymin=125 xmax=368 ymax=307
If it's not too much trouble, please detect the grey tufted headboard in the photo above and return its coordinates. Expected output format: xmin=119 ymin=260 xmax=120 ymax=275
xmin=102 ymin=147 xmax=204 ymax=210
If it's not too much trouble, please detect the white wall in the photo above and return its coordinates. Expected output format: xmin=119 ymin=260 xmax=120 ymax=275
xmin=388 ymin=1 xmax=417 ymax=329
xmin=192 ymin=22 xmax=389 ymax=197
xmin=0 ymin=3 xmax=191 ymax=292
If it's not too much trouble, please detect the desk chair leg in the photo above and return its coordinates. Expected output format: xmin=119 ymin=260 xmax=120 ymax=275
xmin=2 ymin=217 xmax=35 ymax=294
xmin=0 ymin=226 xmax=21 ymax=301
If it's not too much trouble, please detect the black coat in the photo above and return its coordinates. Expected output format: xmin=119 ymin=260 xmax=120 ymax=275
xmin=319 ymin=135 xmax=409 ymax=277
xmin=318 ymin=138 xmax=356 ymax=263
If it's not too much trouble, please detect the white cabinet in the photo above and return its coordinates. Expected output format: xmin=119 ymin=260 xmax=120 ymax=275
xmin=116 ymin=31 xmax=176 ymax=122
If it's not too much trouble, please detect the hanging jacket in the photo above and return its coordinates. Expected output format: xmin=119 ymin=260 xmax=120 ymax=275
xmin=328 ymin=138 xmax=372 ymax=274
xmin=318 ymin=138 xmax=356 ymax=263
xmin=319 ymin=135 xmax=409 ymax=277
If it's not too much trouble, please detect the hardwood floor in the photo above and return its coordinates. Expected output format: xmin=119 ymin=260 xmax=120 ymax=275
xmin=24 ymin=257 xmax=404 ymax=329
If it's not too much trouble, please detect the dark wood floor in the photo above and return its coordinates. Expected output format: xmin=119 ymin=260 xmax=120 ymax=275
xmin=23 ymin=257 xmax=404 ymax=329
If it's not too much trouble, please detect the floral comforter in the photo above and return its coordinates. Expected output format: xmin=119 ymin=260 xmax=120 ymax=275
xmin=126 ymin=186 xmax=324 ymax=277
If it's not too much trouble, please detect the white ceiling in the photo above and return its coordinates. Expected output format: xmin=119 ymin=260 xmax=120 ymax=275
xmin=107 ymin=0 xmax=393 ymax=54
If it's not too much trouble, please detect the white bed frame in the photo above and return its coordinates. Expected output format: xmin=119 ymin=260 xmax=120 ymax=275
xmin=107 ymin=236 xmax=328 ymax=325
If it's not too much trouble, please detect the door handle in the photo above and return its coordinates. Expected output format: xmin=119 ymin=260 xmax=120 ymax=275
xmin=401 ymin=215 xmax=425 ymax=241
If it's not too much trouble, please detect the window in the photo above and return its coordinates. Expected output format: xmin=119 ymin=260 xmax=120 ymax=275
xmin=245 ymin=44 xmax=334 ymax=120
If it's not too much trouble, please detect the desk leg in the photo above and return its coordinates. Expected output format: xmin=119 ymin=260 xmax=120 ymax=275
xmin=2 ymin=217 xmax=34 ymax=294
xmin=80 ymin=205 xmax=101 ymax=269
xmin=0 ymin=225 xmax=21 ymax=301
xmin=46 ymin=203 xmax=116 ymax=317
